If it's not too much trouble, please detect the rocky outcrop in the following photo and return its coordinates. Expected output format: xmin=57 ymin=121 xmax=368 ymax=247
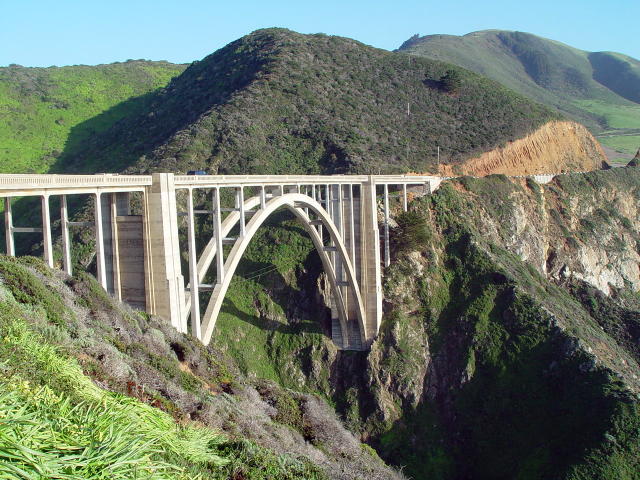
xmin=438 ymin=121 xmax=609 ymax=176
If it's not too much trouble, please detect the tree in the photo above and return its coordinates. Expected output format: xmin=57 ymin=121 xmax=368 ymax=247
xmin=440 ymin=69 xmax=463 ymax=93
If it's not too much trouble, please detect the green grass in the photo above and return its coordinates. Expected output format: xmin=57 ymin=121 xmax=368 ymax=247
xmin=575 ymin=100 xmax=640 ymax=129
xmin=0 ymin=61 xmax=185 ymax=174
xmin=0 ymin=301 xmax=228 ymax=478
xmin=599 ymin=135 xmax=640 ymax=155
xmin=0 ymin=256 xmax=329 ymax=479
xmin=400 ymin=30 xmax=640 ymax=133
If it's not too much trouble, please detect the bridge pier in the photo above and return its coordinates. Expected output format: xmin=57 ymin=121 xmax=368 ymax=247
xmin=143 ymin=173 xmax=186 ymax=332
xmin=360 ymin=177 xmax=383 ymax=343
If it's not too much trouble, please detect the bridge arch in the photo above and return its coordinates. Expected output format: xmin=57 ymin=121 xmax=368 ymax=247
xmin=196 ymin=192 xmax=367 ymax=349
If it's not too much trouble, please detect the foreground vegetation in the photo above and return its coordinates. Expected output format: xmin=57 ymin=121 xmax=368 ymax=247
xmin=0 ymin=255 xmax=397 ymax=479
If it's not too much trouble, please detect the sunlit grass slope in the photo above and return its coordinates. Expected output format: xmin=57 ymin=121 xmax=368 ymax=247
xmin=0 ymin=61 xmax=185 ymax=173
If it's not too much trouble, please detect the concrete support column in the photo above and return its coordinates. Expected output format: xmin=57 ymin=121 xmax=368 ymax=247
xmin=360 ymin=177 xmax=382 ymax=343
xmin=4 ymin=197 xmax=14 ymax=256
xmin=312 ymin=185 xmax=323 ymax=242
xmin=383 ymin=184 xmax=390 ymax=268
xmin=324 ymin=184 xmax=330 ymax=210
xmin=61 ymin=195 xmax=72 ymax=275
xmin=337 ymin=185 xmax=344 ymax=278
xmin=349 ymin=184 xmax=356 ymax=267
xmin=236 ymin=187 xmax=246 ymax=237
xmin=186 ymin=188 xmax=201 ymax=340
xmin=213 ymin=187 xmax=224 ymax=285
xmin=94 ymin=192 xmax=107 ymax=289
xmin=110 ymin=194 xmax=122 ymax=301
xmin=260 ymin=186 xmax=266 ymax=209
xmin=41 ymin=195 xmax=53 ymax=268
xmin=402 ymin=184 xmax=408 ymax=212
xmin=144 ymin=173 xmax=185 ymax=331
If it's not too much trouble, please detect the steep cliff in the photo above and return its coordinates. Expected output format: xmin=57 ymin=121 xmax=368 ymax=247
xmin=437 ymin=120 xmax=608 ymax=176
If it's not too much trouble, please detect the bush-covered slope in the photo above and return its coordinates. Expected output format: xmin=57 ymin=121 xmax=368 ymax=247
xmin=398 ymin=30 xmax=640 ymax=163
xmin=50 ymin=28 xmax=559 ymax=175
xmin=0 ymin=60 xmax=186 ymax=173
xmin=0 ymin=256 xmax=402 ymax=479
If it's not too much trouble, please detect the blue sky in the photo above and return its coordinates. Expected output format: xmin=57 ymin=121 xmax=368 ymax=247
xmin=2 ymin=0 xmax=638 ymax=67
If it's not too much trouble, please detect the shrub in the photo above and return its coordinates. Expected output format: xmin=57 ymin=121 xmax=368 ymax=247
xmin=393 ymin=210 xmax=432 ymax=252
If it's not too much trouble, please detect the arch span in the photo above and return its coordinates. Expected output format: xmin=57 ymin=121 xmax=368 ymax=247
xmin=197 ymin=193 xmax=367 ymax=349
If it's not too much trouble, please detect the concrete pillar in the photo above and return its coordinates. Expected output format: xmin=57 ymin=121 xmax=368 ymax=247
xmin=360 ymin=177 xmax=382 ymax=343
xmin=144 ymin=173 xmax=185 ymax=331
xmin=61 ymin=195 xmax=72 ymax=275
xmin=4 ymin=197 xmax=14 ymax=256
xmin=186 ymin=188 xmax=201 ymax=340
xmin=94 ymin=192 xmax=107 ymax=289
xmin=237 ymin=187 xmax=246 ymax=237
xmin=110 ymin=194 xmax=122 ymax=300
xmin=383 ymin=184 xmax=390 ymax=268
xmin=312 ymin=185 xmax=323 ymax=243
xmin=213 ymin=187 xmax=224 ymax=285
xmin=349 ymin=184 xmax=356 ymax=267
xmin=260 ymin=186 xmax=266 ymax=209
xmin=41 ymin=195 xmax=53 ymax=268
xmin=402 ymin=184 xmax=408 ymax=212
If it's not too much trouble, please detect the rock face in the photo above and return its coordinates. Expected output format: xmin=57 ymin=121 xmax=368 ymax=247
xmin=466 ymin=173 xmax=640 ymax=295
xmin=356 ymin=169 xmax=640 ymax=478
xmin=438 ymin=121 xmax=609 ymax=176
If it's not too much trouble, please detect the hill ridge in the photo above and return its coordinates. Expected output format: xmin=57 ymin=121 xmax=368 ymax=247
xmin=47 ymin=28 xmax=563 ymax=176
xmin=398 ymin=29 xmax=640 ymax=164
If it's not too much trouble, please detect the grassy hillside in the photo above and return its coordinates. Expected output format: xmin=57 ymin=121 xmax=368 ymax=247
xmin=398 ymin=30 xmax=640 ymax=164
xmin=0 ymin=256 xmax=400 ymax=479
xmin=0 ymin=61 xmax=186 ymax=173
xmin=50 ymin=28 xmax=559 ymax=176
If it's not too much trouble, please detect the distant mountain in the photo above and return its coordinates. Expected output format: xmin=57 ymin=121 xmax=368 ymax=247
xmin=398 ymin=30 xmax=640 ymax=163
xmin=50 ymin=28 xmax=561 ymax=176
xmin=0 ymin=60 xmax=186 ymax=173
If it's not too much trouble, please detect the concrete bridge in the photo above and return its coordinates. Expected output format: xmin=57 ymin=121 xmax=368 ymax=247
xmin=0 ymin=173 xmax=449 ymax=350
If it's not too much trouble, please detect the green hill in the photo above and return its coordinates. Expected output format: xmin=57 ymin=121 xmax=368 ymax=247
xmin=50 ymin=28 xmax=559 ymax=176
xmin=0 ymin=60 xmax=186 ymax=173
xmin=398 ymin=30 xmax=640 ymax=164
